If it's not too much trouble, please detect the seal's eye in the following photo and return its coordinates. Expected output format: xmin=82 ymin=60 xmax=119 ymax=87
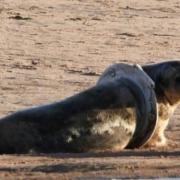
xmin=175 ymin=76 xmax=180 ymax=84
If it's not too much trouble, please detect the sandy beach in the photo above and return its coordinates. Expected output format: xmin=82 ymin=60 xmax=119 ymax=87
xmin=0 ymin=0 xmax=180 ymax=179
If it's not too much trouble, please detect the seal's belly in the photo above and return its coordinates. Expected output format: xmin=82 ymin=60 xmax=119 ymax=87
xmin=61 ymin=108 xmax=136 ymax=152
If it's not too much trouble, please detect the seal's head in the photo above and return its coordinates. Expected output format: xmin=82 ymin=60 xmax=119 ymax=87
xmin=161 ymin=61 xmax=180 ymax=105
xmin=143 ymin=61 xmax=180 ymax=106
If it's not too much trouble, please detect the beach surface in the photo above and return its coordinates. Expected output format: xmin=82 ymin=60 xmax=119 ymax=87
xmin=0 ymin=0 xmax=180 ymax=179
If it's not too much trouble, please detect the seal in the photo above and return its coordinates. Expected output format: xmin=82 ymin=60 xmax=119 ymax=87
xmin=142 ymin=61 xmax=180 ymax=147
xmin=0 ymin=77 xmax=153 ymax=153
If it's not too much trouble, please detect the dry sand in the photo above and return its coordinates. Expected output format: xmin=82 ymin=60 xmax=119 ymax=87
xmin=0 ymin=0 xmax=180 ymax=179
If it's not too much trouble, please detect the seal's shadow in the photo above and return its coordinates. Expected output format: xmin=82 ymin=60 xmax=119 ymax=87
xmin=40 ymin=150 xmax=180 ymax=159
xmin=31 ymin=163 xmax=115 ymax=173
xmin=0 ymin=151 xmax=179 ymax=174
